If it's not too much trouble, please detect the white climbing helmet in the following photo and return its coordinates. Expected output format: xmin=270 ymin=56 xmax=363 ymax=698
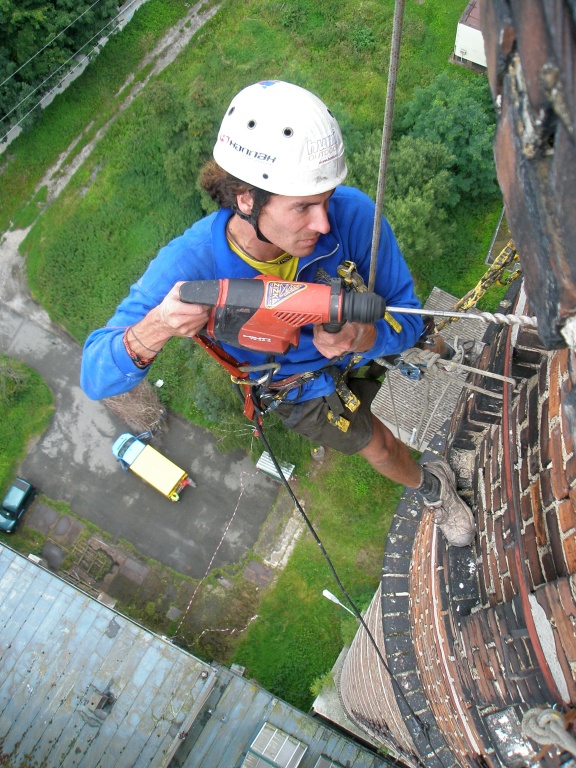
xmin=213 ymin=80 xmax=348 ymax=196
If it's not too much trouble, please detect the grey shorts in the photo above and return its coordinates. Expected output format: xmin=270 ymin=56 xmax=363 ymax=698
xmin=272 ymin=378 xmax=381 ymax=455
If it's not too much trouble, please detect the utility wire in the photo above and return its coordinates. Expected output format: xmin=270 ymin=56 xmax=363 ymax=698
xmin=0 ymin=2 xmax=127 ymax=124
xmin=2 ymin=52 xmax=84 ymax=125
xmin=0 ymin=0 xmax=105 ymax=89
xmin=0 ymin=0 xmax=141 ymax=143
xmin=0 ymin=55 xmax=86 ymax=144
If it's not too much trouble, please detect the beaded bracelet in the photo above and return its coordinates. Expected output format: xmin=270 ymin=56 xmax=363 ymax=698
xmin=123 ymin=327 xmax=155 ymax=368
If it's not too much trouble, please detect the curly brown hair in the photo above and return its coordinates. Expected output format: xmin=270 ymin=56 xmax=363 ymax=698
xmin=199 ymin=159 xmax=272 ymax=211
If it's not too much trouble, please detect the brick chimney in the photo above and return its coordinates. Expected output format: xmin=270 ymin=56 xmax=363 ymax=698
xmin=339 ymin=3 xmax=576 ymax=766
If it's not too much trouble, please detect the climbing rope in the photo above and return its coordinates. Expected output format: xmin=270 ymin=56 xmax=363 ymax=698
xmin=435 ymin=239 xmax=521 ymax=331
xmin=368 ymin=0 xmax=405 ymax=292
xmin=523 ymin=707 xmax=576 ymax=758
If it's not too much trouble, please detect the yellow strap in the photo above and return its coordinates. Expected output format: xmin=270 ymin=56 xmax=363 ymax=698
xmin=384 ymin=310 xmax=402 ymax=333
xmin=435 ymin=239 xmax=520 ymax=331
xmin=327 ymin=411 xmax=350 ymax=432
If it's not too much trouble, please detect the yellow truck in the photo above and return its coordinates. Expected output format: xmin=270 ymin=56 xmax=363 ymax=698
xmin=112 ymin=432 xmax=194 ymax=501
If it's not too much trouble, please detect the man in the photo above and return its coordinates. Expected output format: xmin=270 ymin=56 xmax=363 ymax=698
xmin=81 ymin=80 xmax=474 ymax=547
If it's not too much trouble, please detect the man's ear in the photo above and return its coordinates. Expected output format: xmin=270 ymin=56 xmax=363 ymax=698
xmin=236 ymin=190 xmax=254 ymax=216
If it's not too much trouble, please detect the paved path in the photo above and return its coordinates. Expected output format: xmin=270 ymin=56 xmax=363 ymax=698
xmin=0 ymin=0 xmax=282 ymax=579
xmin=0 ymin=301 xmax=279 ymax=577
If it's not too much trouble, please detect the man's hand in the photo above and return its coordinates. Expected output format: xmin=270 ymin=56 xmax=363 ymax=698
xmin=313 ymin=321 xmax=376 ymax=359
xmin=153 ymin=281 xmax=211 ymax=338
xmin=128 ymin=282 xmax=211 ymax=360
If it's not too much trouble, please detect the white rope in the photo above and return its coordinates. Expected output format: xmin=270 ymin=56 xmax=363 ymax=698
xmin=523 ymin=708 xmax=576 ymax=758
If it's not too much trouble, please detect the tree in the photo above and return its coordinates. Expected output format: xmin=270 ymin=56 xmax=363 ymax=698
xmin=385 ymin=187 xmax=454 ymax=276
xmin=386 ymin=135 xmax=459 ymax=210
xmin=384 ymin=136 xmax=458 ymax=281
xmin=0 ymin=0 xmax=117 ymax=133
xmin=400 ymin=71 xmax=498 ymax=201
xmin=347 ymin=134 xmax=457 ymax=276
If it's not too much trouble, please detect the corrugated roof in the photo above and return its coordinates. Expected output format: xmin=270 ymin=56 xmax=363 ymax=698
xmin=0 ymin=546 xmax=394 ymax=768
xmin=0 ymin=545 xmax=216 ymax=767
xmin=175 ymin=667 xmax=389 ymax=768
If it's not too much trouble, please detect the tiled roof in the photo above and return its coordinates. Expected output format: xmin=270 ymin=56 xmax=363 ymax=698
xmin=460 ymin=0 xmax=482 ymax=30
xmin=372 ymin=287 xmax=486 ymax=452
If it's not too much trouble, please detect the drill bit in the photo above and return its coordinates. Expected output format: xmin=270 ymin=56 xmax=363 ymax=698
xmin=386 ymin=306 xmax=538 ymax=328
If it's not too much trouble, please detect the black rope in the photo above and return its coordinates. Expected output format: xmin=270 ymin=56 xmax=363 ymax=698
xmin=249 ymin=391 xmax=452 ymax=767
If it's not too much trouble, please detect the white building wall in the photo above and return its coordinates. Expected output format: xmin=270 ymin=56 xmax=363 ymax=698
xmin=454 ymin=23 xmax=487 ymax=68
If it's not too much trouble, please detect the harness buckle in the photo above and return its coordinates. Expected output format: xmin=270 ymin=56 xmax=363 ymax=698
xmin=327 ymin=411 xmax=350 ymax=432
xmin=232 ymin=362 xmax=281 ymax=387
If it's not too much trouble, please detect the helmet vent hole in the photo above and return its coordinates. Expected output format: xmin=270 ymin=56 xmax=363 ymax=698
xmin=327 ymin=109 xmax=334 ymax=118
xmin=262 ymin=173 xmax=269 ymax=180
xmin=247 ymin=120 xmax=256 ymax=129
xmin=283 ymin=127 xmax=294 ymax=137
xmin=228 ymin=106 xmax=235 ymax=116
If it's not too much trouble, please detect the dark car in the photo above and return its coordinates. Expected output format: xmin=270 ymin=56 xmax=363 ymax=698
xmin=0 ymin=478 xmax=36 ymax=533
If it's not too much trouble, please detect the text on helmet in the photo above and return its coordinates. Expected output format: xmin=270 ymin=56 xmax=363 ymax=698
xmin=219 ymin=134 xmax=276 ymax=164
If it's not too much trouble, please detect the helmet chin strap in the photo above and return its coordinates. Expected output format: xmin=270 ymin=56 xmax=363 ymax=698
xmin=233 ymin=188 xmax=273 ymax=244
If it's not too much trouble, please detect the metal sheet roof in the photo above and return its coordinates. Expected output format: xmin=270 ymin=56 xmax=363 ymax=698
xmin=0 ymin=545 xmax=216 ymax=767
xmin=0 ymin=547 xmax=391 ymax=768
xmin=175 ymin=667 xmax=389 ymax=768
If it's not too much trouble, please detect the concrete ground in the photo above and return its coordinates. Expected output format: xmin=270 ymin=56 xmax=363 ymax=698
xmin=0 ymin=301 xmax=280 ymax=578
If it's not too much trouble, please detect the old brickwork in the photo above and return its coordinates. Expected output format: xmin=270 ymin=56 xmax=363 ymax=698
xmin=339 ymin=2 xmax=576 ymax=763
xmin=340 ymin=284 xmax=576 ymax=767
xmin=338 ymin=586 xmax=419 ymax=766
xmin=480 ymin=0 xmax=576 ymax=349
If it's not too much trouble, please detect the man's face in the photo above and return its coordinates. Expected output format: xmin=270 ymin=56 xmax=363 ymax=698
xmin=256 ymin=190 xmax=334 ymax=257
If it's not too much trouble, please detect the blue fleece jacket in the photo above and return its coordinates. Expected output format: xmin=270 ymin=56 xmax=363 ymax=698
xmin=81 ymin=186 xmax=423 ymax=401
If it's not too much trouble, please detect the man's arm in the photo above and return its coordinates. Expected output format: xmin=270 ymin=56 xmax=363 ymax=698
xmin=81 ymin=282 xmax=210 ymax=401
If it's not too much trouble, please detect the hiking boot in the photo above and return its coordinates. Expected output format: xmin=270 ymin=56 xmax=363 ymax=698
xmin=423 ymin=459 xmax=475 ymax=547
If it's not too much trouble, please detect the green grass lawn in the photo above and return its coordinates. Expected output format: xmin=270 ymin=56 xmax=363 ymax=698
xmin=233 ymin=451 xmax=403 ymax=710
xmin=0 ymin=357 xmax=54 ymax=495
